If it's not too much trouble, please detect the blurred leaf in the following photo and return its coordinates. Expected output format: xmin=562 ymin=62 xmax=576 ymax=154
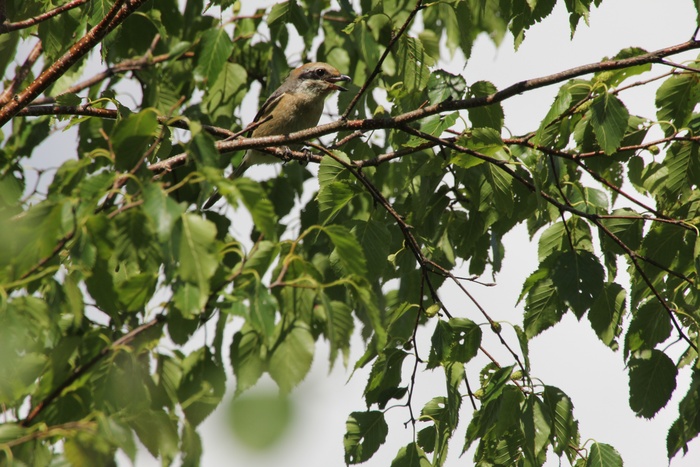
xmin=268 ymin=324 xmax=315 ymax=393
xmin=228 ymin=392 xmax=292 ymax=449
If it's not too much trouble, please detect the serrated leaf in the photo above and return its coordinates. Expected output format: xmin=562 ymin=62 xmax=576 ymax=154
xmin=318 ymin=181 xmax=354 ymax=223
xmin=468 ymin=81 xmax=504 ymax=130
xmin=236 ymin=178 xmax=279 ymax=239
xmin=178 ymin=348 xmax=226 ymax=427
xmin=130 ymin=410 xmax=179 ymax=461
xmin=176 ymin=214 xmax=218 ymax=305
xmin=365 ymin=348 xmax=408 ymax=409
xmin=344 ymin=411 xmax=389 ymax=464
xmin=195 ymin=28 xmax=234 ymax=84
xmin=325 ymin=224 xmax=368 ymax=276
xmin=628 ymin=349 xmax=678 ymax=419
xmin=111 ymin=109 xmax=159 ymax=171
xmin=586 ymin=441 xmax=623 ymax=467
xmin=427 ymin=318 xmax=482 ymax=368
xmin=589 ymin=93 xmax=629 ymax=155
xmin=656 ymin=72 xmax=700 ymax=136
xmin=397 ymin=36 xmax=432 ymax=93
xmin=230 ymin=327 xmax=265 ymax=395
xmin=268 ymin=324 xmax=315 ymax=393
xmin=667 ymin=369 xmax=700 ymax=459
xmin=319 ymin=294 xmax=354 ymax=368
xmin=543 ymin=386 xmax=579 ymax=459
xmin=523 ymin=276 xmax=565 ymax=339
xmin=390 ymin=442 xmax=432 ymax=467
xmin=588 ymin=282 xmax=626 ymax=349
xmin=551 ymin=250 xmax=605 ymax=319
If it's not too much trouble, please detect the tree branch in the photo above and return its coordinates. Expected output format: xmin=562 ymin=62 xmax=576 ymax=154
xmin=21 ymin=314 xmax=166 ymax=427
xmin=0 ymin=40 xmax=43 ymax=106
xmin=0 ymin=0 xmax=150 ymax=128
xmin=0 ymin=0 xmax=88 ymax=34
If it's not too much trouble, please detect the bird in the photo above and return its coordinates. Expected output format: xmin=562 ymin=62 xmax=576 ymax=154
xmin=203 ymin=62 xmax=351 ymax=209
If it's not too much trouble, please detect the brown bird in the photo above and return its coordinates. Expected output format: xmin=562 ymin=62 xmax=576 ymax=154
xmin=204 ymin=62 xmax=351 ymax=209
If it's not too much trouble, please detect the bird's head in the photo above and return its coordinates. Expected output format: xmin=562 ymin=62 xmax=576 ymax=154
xmin=286 ymin=62 xmax=352 ymax=95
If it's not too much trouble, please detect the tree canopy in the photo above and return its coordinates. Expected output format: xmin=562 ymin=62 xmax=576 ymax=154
xmin=1 ymin=0 xmax=700 ymax=466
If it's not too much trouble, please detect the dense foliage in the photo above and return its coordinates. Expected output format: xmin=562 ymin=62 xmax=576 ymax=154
xmin=1 ymin=0 xmax=700 ymax=465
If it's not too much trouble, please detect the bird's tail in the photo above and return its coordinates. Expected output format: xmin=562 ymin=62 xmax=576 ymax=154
xmin=202 ymin=154 xmax=250 ymax=209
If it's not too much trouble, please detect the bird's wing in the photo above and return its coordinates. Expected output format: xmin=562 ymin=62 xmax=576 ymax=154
xmin=250 ymin=89 xmax=287 ymax=129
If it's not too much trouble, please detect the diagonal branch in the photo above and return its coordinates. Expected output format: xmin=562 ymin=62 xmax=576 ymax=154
xmin=0 ymin=0 xmax=88 ymax=34
xmin=21 ymin=314 xmax=166 ymax=426
xmin=0 ymin=0 xmax=150 ymax=128
xmin=0 ymin=40 xmax=43 ymax=106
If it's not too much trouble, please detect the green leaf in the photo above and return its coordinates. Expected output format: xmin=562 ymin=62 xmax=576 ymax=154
xmin=268 ymin=324 xmax=315 ymax=393
xmin=486 ymin=163 xmax=513 ymax=217
xmin=230 ymin=327 xmax=265 ymax=395
xmin=351 ymin=219 xmax=391 ymax=280
xmin=236 ymin=178 xmax=279 ymax=240
xmin=588 ymin=93 xmax=629 ymax=155
xmin=522 ymin=395 xmax=551 ymax=464
xmin=586 ymin=441 xmax=623 ymax=467
xmin=588 ymin=282 xmax=626 ymax=349
xmin=111 ymin=109 xmax=159 ymax=171
xmin=427 ymin=70 xmax=467 ymax=104
xmin=178 ymin=348 xmax=226 ymax=427
xmin=628 ymin=349 xmax=678 ymax=419
xmin=624 ymin=300 xmax=672 ymax=359
xmin=319 ymin=295 xmax=354 ymax=368
xmin=594 ymin=48 xmax=651 ymax=87
xmin=551 ymin=250 xmax=605 ymax=319
xmin=427 ymin=318 xmax=482 ymax=368
xmin=325 ymin=224 xmax=368 ymax=276
xmin=543 ymin=386 xmax=579 ymax=460
xmin=599 ymin=208 xmax=643 ymax=255
xmin=228 ymin=392 xmax=292 ymax=450
xmin=176 ymin=213 xmax=218 ymax=307
xmin=344 ymin=411 xmax=389 ymax=464
xmin=397 ymin=36 xmax=432 ymax=93
xmin=142 ymin=183 xmax=186 ymax=243
xmin=523 ymin=276 xmax=566 ymax=339
xmin=667 ymin=369 xmax=700 ymax=459
xmin=195 ymin=28 xmax=234 ymax=84
xmin=365 ymin=348 xmax=408 ymax=409
xmin=318 ymin=181 xmax=355 ymax=223
xmin=664 ymin=141 xmax=700 ymax=198
xmin=130 ymin=410 xmax=179 ymax=461
xmin=467 ymin=81 xmax=504 ymax=130
xmin=656 ymin=72 xmax=700 ymax=136
xmin=390 ymin=442 xmax=432 ymax=467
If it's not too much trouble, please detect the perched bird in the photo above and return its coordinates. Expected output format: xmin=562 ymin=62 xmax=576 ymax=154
xmin=203 ymin=62 xmax=351 ymax=209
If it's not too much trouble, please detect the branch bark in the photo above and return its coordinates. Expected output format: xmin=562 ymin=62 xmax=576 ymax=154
xmin=0 ymin=0 xmax=150 ymax=128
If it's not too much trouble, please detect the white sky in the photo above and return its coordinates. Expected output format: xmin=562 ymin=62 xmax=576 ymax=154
xmin=10 ymin=0 xmax=699 ymax=465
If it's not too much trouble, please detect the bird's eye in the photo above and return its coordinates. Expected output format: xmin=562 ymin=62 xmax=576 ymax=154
xmin=315 ymin=68 xmax=327 ymax=78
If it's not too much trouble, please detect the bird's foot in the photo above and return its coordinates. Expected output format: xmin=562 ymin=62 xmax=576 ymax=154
xmin=299 ymin=147 xmax=312 ymax=166
xmin=281 ymin=146 xmax=294 ymax=163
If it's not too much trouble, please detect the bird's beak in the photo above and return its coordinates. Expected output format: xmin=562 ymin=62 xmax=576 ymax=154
xmin=326 ymin=74 xmax=352 ymax=92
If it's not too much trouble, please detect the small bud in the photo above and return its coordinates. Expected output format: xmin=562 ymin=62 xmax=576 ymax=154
xmin=425 ymin=303 xmax=440 ymax=317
